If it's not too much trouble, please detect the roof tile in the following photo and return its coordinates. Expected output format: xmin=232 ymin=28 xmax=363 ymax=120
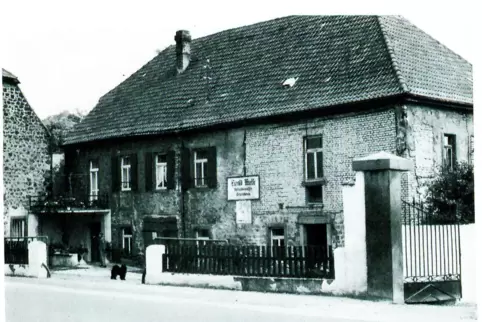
xmin=65 ymin=15 xmax=472 ymax=145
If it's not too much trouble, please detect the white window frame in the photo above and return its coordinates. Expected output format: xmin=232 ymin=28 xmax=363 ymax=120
xmin=122 ymin=228 xmax=133 ymax=255
xmin=121 ymin=157 xmax=131 ymax=191
xmin=443 ymin=134 xmax=456 ymax=170
xmin=196 ymin=229 xmax=210 ymax=246
xmin=305 ymin=136 xmax=323 ymax=180
xmin=90 ymin=160 xmax=99 ymax=201
xmin=155 ymin=154 xmax=168 ymax=190
xmin=11 ymin=218 xmax=26 ymax=237
xmin=194 ymin=151 xmax=208 ymax=187
xmin=270 ymin=228 xmax=285 ymax=247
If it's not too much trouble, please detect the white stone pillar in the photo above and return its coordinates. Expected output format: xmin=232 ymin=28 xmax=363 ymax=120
xmin=28 ymin=214 xmax=39 ymax=237
xmin=103 ymin=211 xmax=112 ymax=243
xmin=342 ymin=171 xmax=367 ymax=294
xmin=28 ymin=240 xmax=48 ymax=278
xmin=145 ymin=244 xmax=165 ymax=284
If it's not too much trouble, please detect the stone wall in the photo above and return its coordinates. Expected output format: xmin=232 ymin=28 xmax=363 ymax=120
xmin=3 ymin=80 xmax=51 ymax=236
xmin=66 ymin=106 xmax=397 ymax=254
xmin=402 ymin=103 xmax=473 ymax=201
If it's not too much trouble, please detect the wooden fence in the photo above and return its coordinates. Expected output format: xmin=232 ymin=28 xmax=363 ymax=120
xmin=162 ymin=244 xmax=334 ymax=279
xmin=4 ymin=236 xmax=49 ymax=265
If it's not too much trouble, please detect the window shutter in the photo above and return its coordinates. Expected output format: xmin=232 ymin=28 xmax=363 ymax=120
xmin=207 ymin=147 xmax=217 ymax=188
xmin=130 ymin=153 xmax=138 ymax=191
xmin=166 ymin=150 xmax=176 ymax=189
xmin=111 ymin=155 xmax=120 ymax=192
xmin=181 ymin=148 xmax=191 ymax=190
xmin=145 ymin=152 xmax=153 ymax=192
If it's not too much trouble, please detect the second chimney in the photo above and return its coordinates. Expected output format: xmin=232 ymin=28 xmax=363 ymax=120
xmin=175 ymin=30 xmax=191 ymax=74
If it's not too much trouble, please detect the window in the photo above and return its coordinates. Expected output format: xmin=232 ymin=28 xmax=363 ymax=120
xmin=306 ymin=186 xmax=323 ymax=204
xmin=196 ymin=229 xmax=210 ymax=246
xmin=270 ymin=228 xmax=285 ymax=247
xmin=194 ymin=150 xmax=209 ymax=187
xmin=122 ymin=227 xmax=133 ymax=255
xmin=305 ymin=136 xmax=323 ymax=180
xmin=304 ymin=136 xmax=324 ymax=204
xmin=11 ymin=219 xmax=26 ymax=237
xmin=90 ymin=160 xmax=99 ymax=201
xmin=443 ymin=134 xmax=456 ymax=170
xmin=121 ymin=157 xmax=131 ymax=191
xmin=155 ymin=154 xmax=168 ymax=189
xmin=270 ymin=228 xmax=285 ymax=258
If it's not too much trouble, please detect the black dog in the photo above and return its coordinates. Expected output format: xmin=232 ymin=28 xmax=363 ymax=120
xmin=111 ymin=264 xmax=127 ymax=280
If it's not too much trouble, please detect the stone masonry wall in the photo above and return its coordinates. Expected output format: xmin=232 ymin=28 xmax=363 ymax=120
xmin=3 ymin=81 xmax=51 ymax=236
xmin=402 ymin=103 xmax=473 ymax=201
xmin=67 ymin=106 xmax=397 ymax=254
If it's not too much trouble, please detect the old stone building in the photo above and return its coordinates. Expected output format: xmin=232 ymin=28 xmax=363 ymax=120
xmin=55 ymin=16 xmax=472 ymax=261
xmin=3 ymin=69 xmax=51 ymax=236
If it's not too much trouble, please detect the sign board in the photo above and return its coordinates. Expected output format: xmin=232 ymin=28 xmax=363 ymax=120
xmin=227 ymin=176 xmax=260 ymax=201
xmin=236 ymin=200 xmax=252 ymax=224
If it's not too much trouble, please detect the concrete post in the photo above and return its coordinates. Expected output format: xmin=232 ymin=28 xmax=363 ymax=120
xmin=103 ymin=211 xmax=112 ymax=243
xmin=353 ymin=152 xmax=412 ymax=304
xmin=342 ymin=171 xmax=367 ymax=294
xmin=28 ymin=214 xmax=39 ymax=237
xmin=28 ymin=240 xmax=48 ymax=278
xmin=145 ymin=244 xmax=165 ymax=284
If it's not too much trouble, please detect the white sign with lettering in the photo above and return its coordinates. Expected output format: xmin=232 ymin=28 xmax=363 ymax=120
xmin=236 ymin=200 xmax=252 ymax=224
xmin=227 ymin=176 xmax=260 ymax=201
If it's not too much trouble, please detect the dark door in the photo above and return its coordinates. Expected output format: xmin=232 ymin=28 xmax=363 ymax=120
xmin=304 ymin=224 xmax=328 ymax=275
xmin=305 ymin=224 xmax=327 ymax=246
xmin=90 ymin=222 xmax=101 ymax=262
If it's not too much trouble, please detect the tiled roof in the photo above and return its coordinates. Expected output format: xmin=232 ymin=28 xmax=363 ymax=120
xmin=2 ymin=69 xmax=19 ymax=83
xmin=64 ymin=15 xmax=473 ymax=145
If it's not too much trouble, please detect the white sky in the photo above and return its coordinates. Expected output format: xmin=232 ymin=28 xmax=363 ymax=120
xmin=1 ymin=0 xmax=477 ymax=120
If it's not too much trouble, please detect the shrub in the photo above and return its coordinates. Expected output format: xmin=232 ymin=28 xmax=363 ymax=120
xmin=424 ymin=161 xmax=474 ymax=224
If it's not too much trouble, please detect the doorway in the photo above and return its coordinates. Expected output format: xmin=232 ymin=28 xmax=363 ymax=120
xmin=90 ymin=222 xmax=101 ymax=262
xmin=304 ymin=224 xmax=327 ymax=247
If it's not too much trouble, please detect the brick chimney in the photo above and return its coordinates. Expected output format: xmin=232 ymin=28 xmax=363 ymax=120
xmin=175 ymin=30 xmax=191 ymax=74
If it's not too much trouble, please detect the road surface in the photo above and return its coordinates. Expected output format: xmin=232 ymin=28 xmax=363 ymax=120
xmin=4 ymin=276 xmax=476 ymax=322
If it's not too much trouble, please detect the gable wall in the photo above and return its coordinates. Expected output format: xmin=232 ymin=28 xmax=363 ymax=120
xmin=402 ymin=103 xmax=473 ymax=201
xmin=3 ymin=81 xmax=51 ymax=236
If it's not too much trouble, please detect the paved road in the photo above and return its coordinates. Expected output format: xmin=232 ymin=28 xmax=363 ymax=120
xmin=4 ymin=277 xmax=476 ymax=322
xmin=5 ymin=277 xmax=368 ymax=322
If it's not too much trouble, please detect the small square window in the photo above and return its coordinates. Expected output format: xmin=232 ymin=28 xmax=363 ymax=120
xmin=270 ymin=228 xmax=285 ymax=247
xmin=11 ymin=219 xmax=26 ymax=237
xmin=196 ymin=229 xmax=210 ymax=240
xmin=306 ymin=186 xmax=323 ymax=204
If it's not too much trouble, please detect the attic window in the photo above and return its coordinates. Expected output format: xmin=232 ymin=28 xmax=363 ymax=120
xmin=282 ymin=77 xmax=298 ymax=88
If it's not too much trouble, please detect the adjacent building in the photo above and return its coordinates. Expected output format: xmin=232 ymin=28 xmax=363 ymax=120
xmin=3 ymin=69 xmax=51 ymax=237
xmin=32 ymin=16 xmax=472 ymax=263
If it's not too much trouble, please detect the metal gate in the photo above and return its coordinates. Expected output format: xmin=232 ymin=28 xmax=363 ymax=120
xmin=402 ymin=199 xmax=462 ymax=304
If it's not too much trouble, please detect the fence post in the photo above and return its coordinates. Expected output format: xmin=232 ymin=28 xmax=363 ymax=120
xmin=353 ymin=152 xmax=413 ymax=304
xmin=145 ymin=244 xmax=165 ymax=284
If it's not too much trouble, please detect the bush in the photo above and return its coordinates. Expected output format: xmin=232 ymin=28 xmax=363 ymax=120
xmin=424 ymin=161 xmax=474 ymax=224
